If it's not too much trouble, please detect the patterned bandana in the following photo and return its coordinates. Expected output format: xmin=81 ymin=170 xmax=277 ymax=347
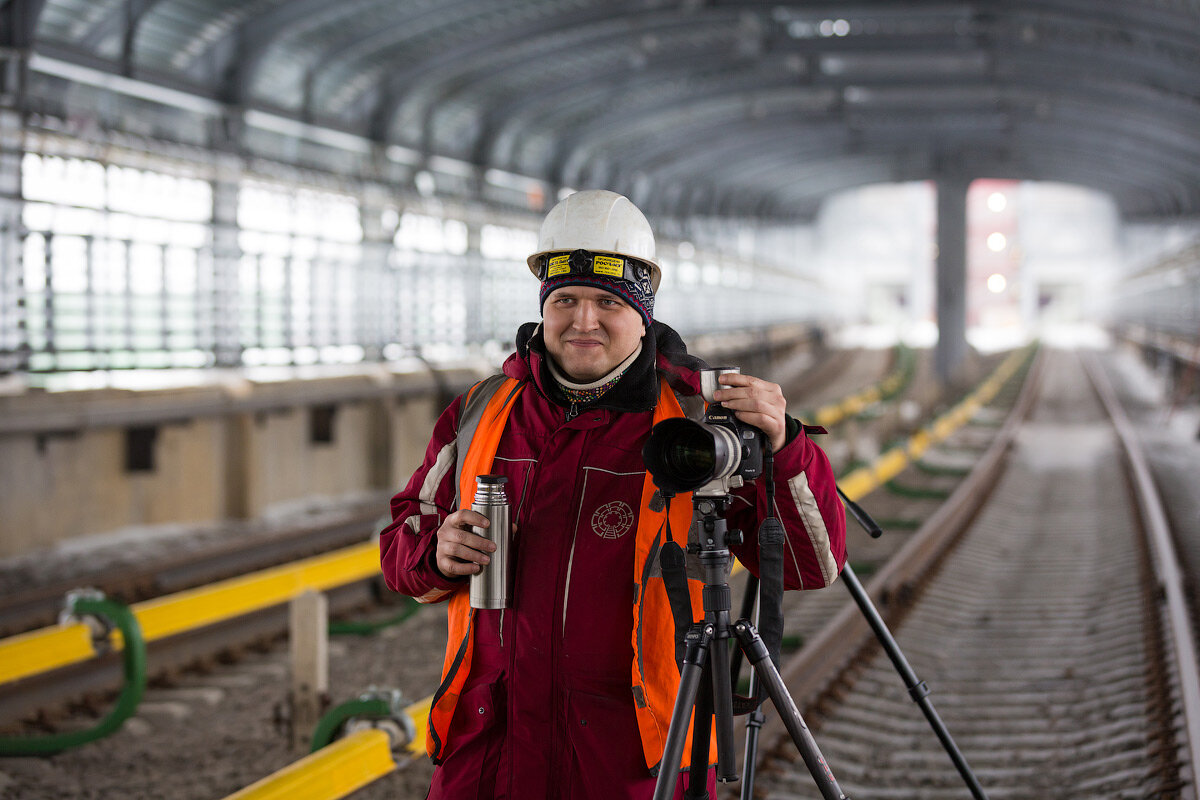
xmin=548 ymin=341 xmax=643 ymax=407
xmin=537 ymin=251 xmax=655 ymax=327
xmin=559 ymin=371 xmax=626 ymax=405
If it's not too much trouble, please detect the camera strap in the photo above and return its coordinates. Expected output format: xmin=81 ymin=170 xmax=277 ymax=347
xmin=757 ymin=448 xmax=786 ymax=671
xmin=658 ymin=533 xmax=693 ymax=671
xmin=728 ymin=448 xmax=787 ymax=715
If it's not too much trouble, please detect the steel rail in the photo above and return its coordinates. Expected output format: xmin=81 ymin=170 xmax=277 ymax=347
xmin=835 ymin=345 xmax=1033 ymax=503
xmin=755 ymin=348 xmax=1193 ymax=797
xmin=1082 ymin=351 xmax=1200 ymax=800
xmin=727 ymin=346 xmax=1030 ymax=582
xmin=805 ymin=345 xmax=915 ymax=430
xmin=760 ymin=344 xmax=1046 ymax=750
xmin=0 ymin=542 xmax=379 ymax=687
xmin=0 ymin=509 xmax=381 ymax=638
xmin=221 ymin=728 xmax=397 ymax=800
xmin=0 ymin=580 xmax=379 ymax=727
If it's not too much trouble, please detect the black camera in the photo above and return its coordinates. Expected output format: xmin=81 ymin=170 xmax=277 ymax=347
xmin=643 ymin=368 xmax=766 ymax=495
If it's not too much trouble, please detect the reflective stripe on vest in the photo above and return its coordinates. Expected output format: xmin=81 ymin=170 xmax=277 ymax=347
xmin=426 ymin=375 xmax=714 ymax=772
xmin=629 ymin=388 xmax=713 ymax=773
xmin=425 ymin=377 xmax=525 ymax=763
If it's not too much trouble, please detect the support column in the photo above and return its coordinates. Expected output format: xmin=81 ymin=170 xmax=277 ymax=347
xmin=211 ymin=159 xmax=243 ymax=367
xmin=360 ymin=183 xmax=397 ymax=492
xmin=463 ymin=221 xmax=485 ymax=343
xmin=289 ymin=590 xmax=329 ymax=752
xmin=210 ymin=129 xmax=253 ymax=520
xmin=359 ymin=182 xmax=396 ymax=363
xmin=0 ymin=10 xmax=32 ymax=374
xmin=0 ymin=107 xmax=25 ymax=373
xmin=935 ymin=178 xmax=969 ymax=383
xmin=209 ymin=113 xmax=244 ymax=369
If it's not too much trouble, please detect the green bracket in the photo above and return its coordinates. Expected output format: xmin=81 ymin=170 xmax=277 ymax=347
xmin=0 ymin=591 xmax=147 ymax=756
xmin=310 ymin=689 xmax=414 ymax=754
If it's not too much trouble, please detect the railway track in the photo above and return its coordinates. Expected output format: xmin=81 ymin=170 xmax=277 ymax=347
xmin=0 ymin=344 xmax=1073 ymax=800
xmin=0 ymin=346 xmax=900 ymax=731
xmin=0 ymin=341 xmax=873 ymax=643
xmin=0 ymin=504 xmax=385 ymax=639
xmin=749 ymin=349 xmax=1193 ymax=800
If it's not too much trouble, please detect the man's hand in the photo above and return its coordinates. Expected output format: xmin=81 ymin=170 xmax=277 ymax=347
xmin=435 ymin=509 xmax=497 ymax=578
xmin=712 ymin=372 xmax=789 ymax=453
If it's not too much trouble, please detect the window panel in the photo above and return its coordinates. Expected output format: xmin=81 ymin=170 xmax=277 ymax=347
xmin=11 ymin=153 xmax=826 ymax=375
xmin=14 ymin=154 xmax=214 ymax=373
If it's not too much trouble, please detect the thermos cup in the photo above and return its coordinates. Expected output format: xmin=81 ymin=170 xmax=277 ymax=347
xmin=470 ymin=474 xmax=511 ymax=609
xmin=700 ymin=366 xmax=740 ymax=402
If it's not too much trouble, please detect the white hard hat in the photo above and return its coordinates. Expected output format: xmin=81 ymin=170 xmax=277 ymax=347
xmin=527 ymin=190 xmax=661 ymax=291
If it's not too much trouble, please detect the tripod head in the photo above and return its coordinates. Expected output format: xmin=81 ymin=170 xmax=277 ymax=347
xmin=688 ymin=488 xmax=743 ymax=552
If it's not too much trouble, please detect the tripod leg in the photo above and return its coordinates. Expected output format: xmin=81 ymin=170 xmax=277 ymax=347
xmin=707 ymin=635 xmax=737 ymax=781
xmin=839 ymin=564 xmax=990 ymax=800
xmin=733 ymin=620 xmax=849 ymax=800
xmin=739 ymin=694 xmax=766 ymax=800
xmin=653 ymin=625 xmax=712 ymax=800
xmin=729 ymin=574 xmax=758 ymax=688
xmin=683 ymin=664 xmax=713 ymax=800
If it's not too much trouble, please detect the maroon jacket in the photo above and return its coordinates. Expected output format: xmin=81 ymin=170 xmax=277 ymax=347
xmin=380 ymin=321 xmax=846 ymax=799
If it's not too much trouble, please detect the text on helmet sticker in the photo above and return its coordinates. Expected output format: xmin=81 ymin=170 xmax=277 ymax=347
xmin=547 ymin=254 xmax=571 ymax=277
xmin=593 ymin=255 xmax=624 ymax=278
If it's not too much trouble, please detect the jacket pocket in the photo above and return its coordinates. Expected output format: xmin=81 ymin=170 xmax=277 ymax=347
xmin=572 ymin=464 xmax=644 ymax=542
xmin=564 ymin=686 xmax=650 ymax=799
xmin=432 ymin=676 xmax=505 ymax=800
xmin=561 ymin=463 xmax=646 ymax=662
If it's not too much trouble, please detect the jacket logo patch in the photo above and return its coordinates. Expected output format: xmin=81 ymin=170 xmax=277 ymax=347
xmin=592 ymin=501 xmax=635 ymax=539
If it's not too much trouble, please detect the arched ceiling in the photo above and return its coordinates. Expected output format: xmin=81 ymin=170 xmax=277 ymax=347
xmin=5 ymin=0 xmax=1200 ymax=221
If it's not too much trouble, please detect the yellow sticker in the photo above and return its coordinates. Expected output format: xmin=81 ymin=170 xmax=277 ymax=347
xmin=593 ymin=255 xmax=624 ymax=278
xmin=547 ymin=254 xmax=571 ymax=277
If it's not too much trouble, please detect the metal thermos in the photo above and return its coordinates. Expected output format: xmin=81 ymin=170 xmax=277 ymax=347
xmin=469 ymin=475 xmax=511 ymax=609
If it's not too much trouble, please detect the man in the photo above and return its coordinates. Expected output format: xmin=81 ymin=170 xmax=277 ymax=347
xmin=380 ymin=189 xmax=846 ymax=799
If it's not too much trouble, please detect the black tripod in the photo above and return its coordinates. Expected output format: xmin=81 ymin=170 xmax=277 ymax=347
xmin=651 ymin=489 xmax=849 ymax=800
xmin=732 ymin=488 xmax=989 ymax=800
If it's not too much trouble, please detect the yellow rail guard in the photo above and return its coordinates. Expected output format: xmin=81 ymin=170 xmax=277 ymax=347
xmin=223 ymin=728 xmax=396 ymax=800
xmin=0 ymin=541 xmax=379 ymax=686
xmin=809 ymin=346 xmax=912 ymax=430
xmin=0 ymin=624 xmax=98 ymax=686
xmin=1 ymin=348 xmax=1030 ymax=686
xmin=213 ymin=345 xmax=1028 ymax=797
xmin=222 ymin=695 xmax=431 ymax=800
xmin=404 ymin=694 xmax=432 ymax=755
xmin=837 ymin=345 xmax=1032 ymax=504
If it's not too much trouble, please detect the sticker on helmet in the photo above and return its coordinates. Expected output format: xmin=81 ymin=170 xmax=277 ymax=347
xmin=593 ymin=255 xmax=624 ymax=278
xmin=547 ymin=254 xmax=571 ymax=277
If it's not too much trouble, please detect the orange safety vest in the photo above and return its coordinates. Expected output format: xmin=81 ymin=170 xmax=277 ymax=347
xmin=425 ymin=375 xmax=716 ymax=773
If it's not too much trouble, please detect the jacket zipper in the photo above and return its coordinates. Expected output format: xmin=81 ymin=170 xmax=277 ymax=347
xmin=558 ymin=405 xmax=586 ymax=632
xmin=551 ymin=416 xmax=587 ymax=785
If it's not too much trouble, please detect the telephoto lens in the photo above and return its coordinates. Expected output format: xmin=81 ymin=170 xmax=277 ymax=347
xmin=643 ymin=366 xmax=766 ymax=493
xmin=469 ymin=475 xmax=511 ymax=609
xmin=643 ymin=417 xmax=740 ymax=493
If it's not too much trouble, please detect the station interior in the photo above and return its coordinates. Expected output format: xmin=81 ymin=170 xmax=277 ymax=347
xmin=0 ymin=2 xmax=1198 ymax=799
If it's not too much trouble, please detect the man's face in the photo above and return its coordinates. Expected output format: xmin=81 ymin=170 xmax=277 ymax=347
xmin=542 ymin=285 xmax=646 ymax=383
